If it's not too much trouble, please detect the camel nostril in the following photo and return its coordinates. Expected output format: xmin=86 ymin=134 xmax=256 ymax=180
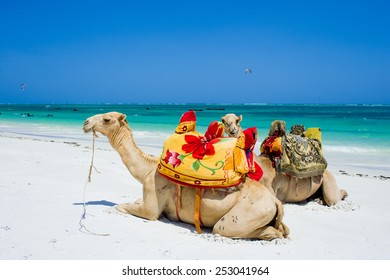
xmin=83 ymin=120 xmax=92 ymax=133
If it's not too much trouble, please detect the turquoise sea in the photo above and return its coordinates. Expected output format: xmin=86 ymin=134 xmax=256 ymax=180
xmin=1 ymin=103 xmax=390 ymax=174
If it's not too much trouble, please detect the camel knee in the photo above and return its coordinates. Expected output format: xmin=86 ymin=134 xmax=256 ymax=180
xmin=323 ymin=188 xmax=348 ymax=206
xmin=323 ymin=196 xmax=339 ymax=206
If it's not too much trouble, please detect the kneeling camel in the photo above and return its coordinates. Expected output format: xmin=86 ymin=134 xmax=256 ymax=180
xmin=83 ymin=112 xmax=289 ymax=240
xmin=222 ymin=113 xmax=348 ymax=206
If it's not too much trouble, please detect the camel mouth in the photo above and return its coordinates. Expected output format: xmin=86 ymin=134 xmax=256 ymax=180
xmin=83 ymin=120 xmax=93 ymax=133
xmin=228 ymin=129 xmax=237 ymax=137
xmin=83 ymin=127 xmax=92 ymax=133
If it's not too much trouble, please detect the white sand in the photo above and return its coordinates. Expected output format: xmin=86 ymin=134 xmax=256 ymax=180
xmin=1 ymin=130 xmax=389 ymax=278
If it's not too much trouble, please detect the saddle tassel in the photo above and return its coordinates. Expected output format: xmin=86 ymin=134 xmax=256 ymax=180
xmin=194 ymin=188 xmax=203 ymax=234
xmin=175 ymin=184 xmax=182 ymax=222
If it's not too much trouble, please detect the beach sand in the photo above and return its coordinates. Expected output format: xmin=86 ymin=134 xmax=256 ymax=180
xmin=1 ymin=131 xmax=389 ymax=261
xmin=0 ymin=131 xmax=389 ymax=279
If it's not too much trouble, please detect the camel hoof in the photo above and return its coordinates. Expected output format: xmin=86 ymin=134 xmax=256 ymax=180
xmin=340 ymin=189 xmax=348 ymax=200
xmin=279 ymin=222 xmax=290 ymax=238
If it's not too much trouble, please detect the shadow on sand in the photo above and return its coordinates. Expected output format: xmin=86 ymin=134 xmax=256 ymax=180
xmin=73 ymin=200 xmax=117 ymax=207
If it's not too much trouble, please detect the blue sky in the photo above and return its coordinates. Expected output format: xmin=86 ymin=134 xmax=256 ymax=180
xmin=1 ymin=0 xmax=389 ymax=104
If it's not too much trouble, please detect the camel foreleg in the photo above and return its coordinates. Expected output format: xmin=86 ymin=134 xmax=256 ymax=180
xmin=322 ymin=170 xmax=348 ymax=206
xmin=116 ymin=176 xmax=164 ymax=220
xmin=116 ymin=198 xmax=160 ymax=220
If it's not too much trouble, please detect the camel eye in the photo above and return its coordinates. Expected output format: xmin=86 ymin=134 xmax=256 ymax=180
xmin=236 ymin=120 xmax=239 ymax=124
xmin=103 ymin=118 xmax=110 ymax=123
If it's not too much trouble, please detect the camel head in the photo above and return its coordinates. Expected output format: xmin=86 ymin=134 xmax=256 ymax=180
xmin=221 ymin=113 xmax=243 ymax=137
xmin=268 ymin=120 xmax=286 ymax=137
xmin=83 ymin=112 xmax=128 ymax=137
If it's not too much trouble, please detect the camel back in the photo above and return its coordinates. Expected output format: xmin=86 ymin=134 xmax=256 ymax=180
xmin=158 ymin=132 xmax=248 ymax=188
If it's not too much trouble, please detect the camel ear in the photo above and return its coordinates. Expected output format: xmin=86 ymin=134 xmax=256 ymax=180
xmin=118 ymin=114 xmax=127 ymax=124
xmin=238 ymin=115 xmax=242 ymax=123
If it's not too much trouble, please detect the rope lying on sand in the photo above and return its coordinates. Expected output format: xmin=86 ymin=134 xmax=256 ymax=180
xmin=79 ymin=131 xmax=109 ymax=236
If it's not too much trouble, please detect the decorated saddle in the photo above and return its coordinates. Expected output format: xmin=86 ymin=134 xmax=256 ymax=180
xmin=261 ymin=120 xmax=327 ymax=178
xmin=158 ymin=111 xmax=263 ymax=189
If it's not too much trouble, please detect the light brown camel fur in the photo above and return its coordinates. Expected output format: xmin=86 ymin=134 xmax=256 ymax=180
xmin=222 ymin=113 xmax=243 ymax=137
xmin=83 ymin=112 xmax=289 ymax=240
xmin=221 ymin=113 xmax=348 ymax=206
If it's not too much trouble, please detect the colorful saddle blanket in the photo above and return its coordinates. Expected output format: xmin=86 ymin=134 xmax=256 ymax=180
xmin=278 ymin=134 xmax=327 ymax=178
xmin=261 ymin=120 xmax=327 ymax=178
xmin=158 ymin=132 xmax=241 ymax=188
xmin=304 ymin=127 xmax=322 ymax=143
xmin=158 ymin=115 xmax=262 ymax=188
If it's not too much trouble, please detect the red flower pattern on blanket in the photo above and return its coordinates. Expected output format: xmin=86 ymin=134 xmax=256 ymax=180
xmin=164 ymin=149 xmax=182 ymax=168
xmin=158 ymin=116 xmax=260 ymax=188
xmin=182 ymin=134 xmax=220 ymax=160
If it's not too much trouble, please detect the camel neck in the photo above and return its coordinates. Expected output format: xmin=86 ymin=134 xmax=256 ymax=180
xmin=108 ymin=125 xmax=158 ymax=184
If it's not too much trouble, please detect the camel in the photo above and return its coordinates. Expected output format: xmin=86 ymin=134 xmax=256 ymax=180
xmin=222 ymin=113 xmax=243 ymax=137
xmin=83 ymin=112 xmax=289 ymax=240
xmin=221 ymin=113 xmax=348 ymax=206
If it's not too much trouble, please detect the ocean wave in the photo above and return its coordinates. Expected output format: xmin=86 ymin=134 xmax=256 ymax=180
xmin=344 ymin=104 xmax=389 ymax=107
xmin=132 ymin=130 xmax=170 ymax=139
xmin=243 ymin=103 xmax=268 ymax=106
xmin=323 ymin=145 xmax=389 ymax=154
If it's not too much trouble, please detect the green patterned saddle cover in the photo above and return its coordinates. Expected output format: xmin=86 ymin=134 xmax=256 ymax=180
xmin=277 ymin=134 xmax=327 ymax=178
